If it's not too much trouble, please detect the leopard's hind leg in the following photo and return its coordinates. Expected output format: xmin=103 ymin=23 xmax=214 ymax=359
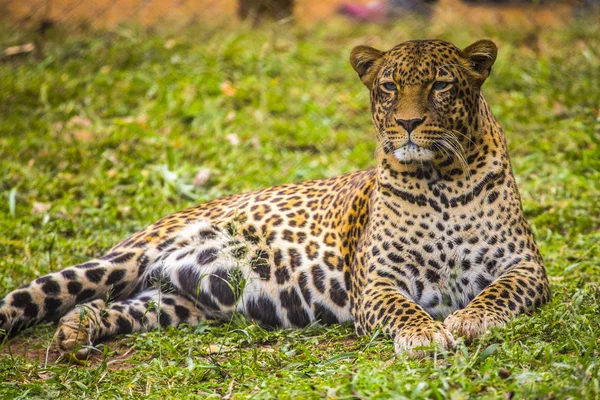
xmin=0 ymin=247 xmax=147 ymax=336
xmin=54 ymin=289 xmax=204 ymax=358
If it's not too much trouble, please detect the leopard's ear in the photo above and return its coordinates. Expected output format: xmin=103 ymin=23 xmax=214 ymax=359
xmin=350 ymin=45 xmax=384 ymax=89
xmin=460 ymin=40 xmax=497 ymax=87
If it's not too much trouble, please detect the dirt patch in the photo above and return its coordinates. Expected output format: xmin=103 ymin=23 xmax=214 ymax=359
xmin=1 ymin=336 xmax=137 ymax=370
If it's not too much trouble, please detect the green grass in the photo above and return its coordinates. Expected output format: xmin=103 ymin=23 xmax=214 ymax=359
xmin=0 ymin=17 xmax=599 ymax=399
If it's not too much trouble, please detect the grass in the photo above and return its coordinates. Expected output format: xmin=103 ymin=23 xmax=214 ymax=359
xmin=0 ymin=15 xmax=599 ymax=399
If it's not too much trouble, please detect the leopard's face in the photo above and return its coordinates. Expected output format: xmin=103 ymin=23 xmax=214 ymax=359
xmin=350 ymin=39 xmax=498 ymax=163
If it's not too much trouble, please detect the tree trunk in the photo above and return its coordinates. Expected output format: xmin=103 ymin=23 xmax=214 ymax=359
xmin=238 ymin=0 xmax=294 ymax=24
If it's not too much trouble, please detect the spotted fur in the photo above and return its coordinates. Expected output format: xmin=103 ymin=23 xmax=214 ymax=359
xmin=0 ymin=39 xmax=550 ymax=359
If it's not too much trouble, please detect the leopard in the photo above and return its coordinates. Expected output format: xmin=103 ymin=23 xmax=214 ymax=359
xmin=0 ymin=38 xmax=551 ymax=360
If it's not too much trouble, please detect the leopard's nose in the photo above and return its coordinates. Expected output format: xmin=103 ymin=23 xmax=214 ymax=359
xmin=395 ymin=117 xmax=426 ymax=133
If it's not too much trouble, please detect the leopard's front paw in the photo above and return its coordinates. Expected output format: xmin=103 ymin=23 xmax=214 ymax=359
xmin=394 ymin=321 xmax=456 ymax=359
xmin=444 ymin=307 xmax=506 ymax=343
xmin=54 ymin=300 xmax=104 ymax=360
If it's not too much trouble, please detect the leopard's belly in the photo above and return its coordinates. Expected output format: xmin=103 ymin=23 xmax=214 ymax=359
xmin=140 ymin=220 xmax=354 ymax=328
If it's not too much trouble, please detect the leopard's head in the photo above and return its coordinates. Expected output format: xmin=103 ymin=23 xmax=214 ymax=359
xmin=350 ymin=39 xmax=497 ymax=163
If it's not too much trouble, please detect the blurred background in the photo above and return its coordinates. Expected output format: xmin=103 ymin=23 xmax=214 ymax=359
xmin=0 ymin=1 xmax=599 ymax=398
xmin=1 ymin=0 xmax=595 ymax=31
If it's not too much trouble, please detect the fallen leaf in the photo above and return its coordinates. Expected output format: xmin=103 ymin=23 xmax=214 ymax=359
xmin=67 ymin=116 xmax=92 ymax=128
xmin=4 ymin=43 xmax=35 ymax=56
xmin=206 ymin=344 xmax=230 ymax=354
xmin=226 ymin=134 xmax=240 ymax=146
xmin=74 ymin=130 xmax=93 ymax=142
xmin=251 ymin=135 xmax=261 ymax=149
xmin=552 ymin=101 xmax=568 ymax=118
xmin=66 ymin=116 xmax=94 ymax=142
xmin=32 ymin=202 xmax=51 ymax=214
xmin=193 ymin=168 xmax=212 ymax=186
xmin=220 ymin=81 xmax=236 ymax=97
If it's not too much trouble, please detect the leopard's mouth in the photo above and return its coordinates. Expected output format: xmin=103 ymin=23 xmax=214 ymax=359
xmin=393 ymin=142 xmax=436 ymax=162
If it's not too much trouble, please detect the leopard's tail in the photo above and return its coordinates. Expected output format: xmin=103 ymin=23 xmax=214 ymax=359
xmin=0 ymin=244 xmax=148 ymax=336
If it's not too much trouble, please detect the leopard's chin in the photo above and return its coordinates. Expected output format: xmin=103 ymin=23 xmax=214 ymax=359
xmin=393 ymin=143 xmax=436 ymax=163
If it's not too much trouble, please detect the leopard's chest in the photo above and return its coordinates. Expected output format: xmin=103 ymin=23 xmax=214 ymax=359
xmin=385 ymin=220 xmax=524 ymax=320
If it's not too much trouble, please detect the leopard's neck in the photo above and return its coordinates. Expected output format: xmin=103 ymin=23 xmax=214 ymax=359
xmin=374 ymin=101 xmax=512 ymax=211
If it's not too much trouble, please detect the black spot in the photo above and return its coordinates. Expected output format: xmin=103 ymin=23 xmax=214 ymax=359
xmin=106 ymin=269 xmax=127 ymax=285
xmin=198 ymin=290 xmax=220 ymax=310
xmin=461 ymin=259 xmax=472 ymax=271
xmin=100 ymin=314 xmax=111 ymax=329
xmin=61 ymin=269 xmax=77 ymax=280
xmin=159 ymin=312 xmax=172 ymax=326
xmin=41 ymin=279 xmax=61 ymax=295
xmin=101 ymin=252 xmax=121 ymax=260
xmin=174 ymin=305 xmax=190 ymax=321
xmin=156 ymin=238 xmax=176 ymax=251
xmin=129 ymin=308 xmax=144 ymax=320
xmin=137 ymin=255 xmax=150 ymax=277
xmin=243 ymin=229 xmax=260 ymax=245
xmin=279 ymin=288 xmax=311 ymax=327
xmin=111 ymin=252 xmax=136 ymax=264
xmin=275 ymin=267 xmax=290 ymax=284
xmin=427 ymin=296 xmax=440 ymax=308
xmin=407 ymin=250 xmax=425 ymax=266
xmin=225 ymin=221 xmax=238 ymax=236
xmin=329 ymin=278 xmax=348 ymax=307
xmin=231 ymin=243 xmax=248 ymax=259
xmin=388 ymin=253 xmax=403 ymax=263
xmin=76 ymin=289 xmax=96 ymax=303
xmin=116 ymin=316 xmax=133 ymax=334
xmin=198 ymin=229 xmax=218 ymax=241
xmin=197 ymin=248 xmax=218 ymax=265
xmin=85 ymin=268 xmax=107 ymax=284
xmin=311 ymin=265 xmax=326 ymax=293
xmin=162 ymin=297 xmax=175 ymax=305
xmin=110 ymin=283 xmax=128 ymax=300
xmin=288 ymin=248 xmax=302 ymax=270
xmin=44 ymin=297 xmax=63 ymax=317
xmin=273 ymin=249 xmax=283 ymax=267
xmin=476 ymin=275 xmax=492 ymax=290
xmin=67 ymin=281 xmax=83 ymax=295
xmin=210 ymin=269 xmax=236 ymax=306
xmin=113 ymin=305 xmax=125 ymax=312
xmin=246 ymin=297 xmax=282 ymax=328
xmin=251 ymin=250 xmax=271 ymax=280
xmin=415 ymin=281 xmax=424 ymax=300
xmin=298 ymin=272 xmax=312 ymax=304
xmin=314 ymin=302 xmax=338 ymax=325
xmin=178 ymin=264 xmax=202 ymax=296
xmin=425 ymin=269 xmax=441 ymax=284
xmin=76 ymin=262 xmax=100 ymax=269
xmin=11 ymin=292 xmax=39 ymax=318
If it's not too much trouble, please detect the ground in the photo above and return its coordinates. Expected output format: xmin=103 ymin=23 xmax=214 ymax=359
xmin=0 ymin=16 xmax=599 ymax=399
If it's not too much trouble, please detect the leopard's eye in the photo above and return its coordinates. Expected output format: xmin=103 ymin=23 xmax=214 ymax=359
xmin=381 ymin=82 xmax=397 ymax=92
xmin=432 ymin=81 xmax=451 ymax=91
